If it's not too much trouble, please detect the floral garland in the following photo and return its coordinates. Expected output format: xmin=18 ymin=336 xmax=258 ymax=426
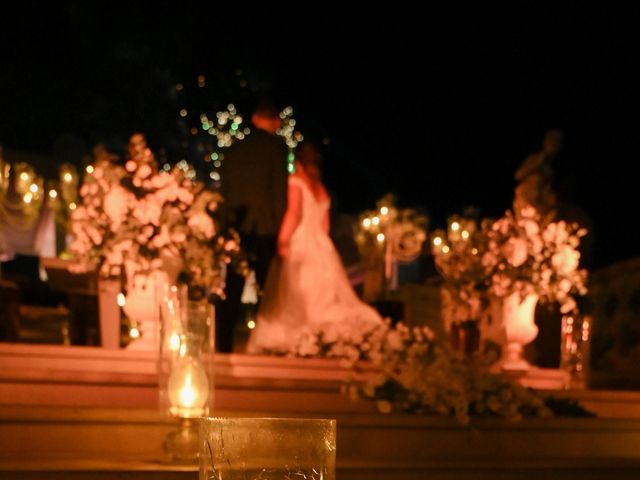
xmin=293 ymin=319 xmax=561 ymax=424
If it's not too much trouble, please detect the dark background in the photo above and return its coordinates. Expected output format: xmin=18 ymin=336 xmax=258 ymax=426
xmin=1 ymin=2 xmax=638 ymax=268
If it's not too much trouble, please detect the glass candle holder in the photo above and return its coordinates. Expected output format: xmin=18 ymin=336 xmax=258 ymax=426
xmin=560 ymin=312 xmax=591 ymax=389
xmin=159 ymin=285 xmax=215 ymax=416
xmin=159 ymin=284 xmax=215 ymax=461
xmin=199 ymin=417 xmax=336 ymax=480
xmin=450 ymin=320 xmax=481 ymax=356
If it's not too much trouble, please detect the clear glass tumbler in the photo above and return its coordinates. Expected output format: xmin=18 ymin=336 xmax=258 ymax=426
xmin=199 ymin=417 xmax=336 ymax=480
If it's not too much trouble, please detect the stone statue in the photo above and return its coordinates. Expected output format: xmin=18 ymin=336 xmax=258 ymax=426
xmin=513 ymin=129 xmax=563 ymax=220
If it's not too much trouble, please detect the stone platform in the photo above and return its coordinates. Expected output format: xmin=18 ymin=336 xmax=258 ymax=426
xmin=1 ymin=343 xmax=640 ymax=479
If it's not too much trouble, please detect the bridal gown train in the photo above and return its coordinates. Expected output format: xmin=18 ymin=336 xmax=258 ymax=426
xmin=246 ymin=175 xmax=382 ymax=354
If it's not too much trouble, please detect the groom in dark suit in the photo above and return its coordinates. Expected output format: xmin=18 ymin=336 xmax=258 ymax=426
xmin=217 ymin=99 xmax=289 ymax=352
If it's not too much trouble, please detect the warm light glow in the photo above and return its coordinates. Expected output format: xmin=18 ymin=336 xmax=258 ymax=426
xmin=179 ymin=109 xmax=188 ymax=117
xmin=20 ymin=172 xmax=29 ymax=181
xmin=29 ymin=183 xmax=38 ymax=193
xmin=23 ymin=192 xmax=33 ymax=204
xmin=372 ymin=216 xmax=380 ymax=226
xmin=117 ymin=292 xmax=126 ymax=307
xmin=247 ymin=320 xmax=256 ymax=329
xmin=376 ymin=233 xmax=385 ymax=242
xmin=169 ymin=333 xmax=181 ymax=351
xmin=168 ymin=360 xmax=209 ymax=417
xmin=48 ymin=189 xmax=58 ymax=199
xmin=471 ymin=248 xmax=478 ymax=255
xmin=380 ymin=206 xmax=389 ymax=216
xmin=433 ymin=236 xmax=443 ymax=246
xmin=363 ymin=218 xmax=372 ymax=228
xmin=129 ymin=326 xmax=140 ymax=339
xmin=461 ymin=230 xmax=470 ymax=239
xmin=86 ymin=165 xmax=94 ymax=174
xmin=451 ymin=222 xmax=460 ymax=232
xmin=63 ymin=172 xmax=73 ymax=183
xmin=69 ymin=202 xmax=77 ymax=210
xmin=442 ymin=245 xmax=450 ymax=253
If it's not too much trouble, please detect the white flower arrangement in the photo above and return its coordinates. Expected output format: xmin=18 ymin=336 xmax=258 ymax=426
xmin=482 ymin=207 xmax=588 ymax=314
xmin=432 ymin=206 xmax=588 ymax=333
xmin=69 ymin=145 xmax=238 ymax=297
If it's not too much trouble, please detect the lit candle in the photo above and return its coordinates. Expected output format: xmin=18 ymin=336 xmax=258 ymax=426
xmin=168 ymin=360 xmax=209 ymax=417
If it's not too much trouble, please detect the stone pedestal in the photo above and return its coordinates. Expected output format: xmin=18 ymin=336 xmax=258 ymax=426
xmin=97 ymin=278 xmax=121 ymax=349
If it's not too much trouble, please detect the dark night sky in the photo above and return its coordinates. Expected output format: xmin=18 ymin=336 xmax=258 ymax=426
xmin=1 ymin=2 xmax=639 ymax=268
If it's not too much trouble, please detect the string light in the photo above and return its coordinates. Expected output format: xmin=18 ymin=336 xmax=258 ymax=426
xmin=287 ymin=151 xmax=295 ymax=173
xmin=86 ymin=165 xmax=94 ymax=174
xmin=279 ymin=106 xmax=301 ymax=149
xmin=174 ymin=93 xmax=301 ymax=185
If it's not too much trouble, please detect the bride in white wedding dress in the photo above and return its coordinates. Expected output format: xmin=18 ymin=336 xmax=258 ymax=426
xmin=246 ymin=141 xmax=382 ymax=354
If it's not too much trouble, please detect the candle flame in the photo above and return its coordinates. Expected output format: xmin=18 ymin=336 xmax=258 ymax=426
xmin=179 ymin=372 xmax=196 ymax=408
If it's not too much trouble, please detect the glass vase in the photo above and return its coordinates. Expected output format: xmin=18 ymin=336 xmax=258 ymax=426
xmin=199 ymin=417 xmax=336 ymax=480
